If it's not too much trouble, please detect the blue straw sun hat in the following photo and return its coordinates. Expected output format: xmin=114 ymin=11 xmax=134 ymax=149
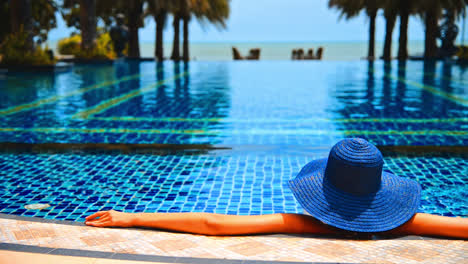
xmin=288 ymin=138 xmax=421 ymax=233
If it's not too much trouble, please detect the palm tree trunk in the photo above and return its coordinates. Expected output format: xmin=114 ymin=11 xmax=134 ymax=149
xmin=368 ymin=10 xmax=377 ymax=59
xmin=79 ymin=0 xmax=97 ymax=51
xmin=183 ymin=16 xmax=189 ymax=61
xmin=383 ymin=11 xmax=397 ymax=61
xmin=23 ymin=0 xmax=33 ymax=50
xmin=155 ymin=12 xmax=166 ymax=61
xmin=10 ymin=0 xmax=33 ymax=51
xmin=397 ymin=10 xmax=409 ymax=60
xmin=424 ymin=6 xmax=439 ymax=58
xmin=171 ymin=15 xmax=181 ymax=61
xmin=127 ymin=0 xmax=142 ymax=58
xmin=10 ymin=0 xmax=21 ymax=33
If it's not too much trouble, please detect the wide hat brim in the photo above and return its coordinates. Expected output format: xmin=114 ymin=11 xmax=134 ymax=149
xmin=288 ymin=158 xmax=421 ymax=233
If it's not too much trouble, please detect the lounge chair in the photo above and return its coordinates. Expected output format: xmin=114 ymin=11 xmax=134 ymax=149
xmin=304 ymin=48 xmax=315 ymax=60
xmin=232 ymin=47 xmax=244 ymax=60
xmin=296 ymin=49 xmax=304 ymax=60
xmin=291 ymin=49 xmax=297 ymax=60
xmin=246 ymin=48 xmax=261 ymax=60
xmin=316 ymin=47 xmax=324 ymax=60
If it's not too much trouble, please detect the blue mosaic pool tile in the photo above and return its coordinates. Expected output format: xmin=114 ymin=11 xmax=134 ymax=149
xmin=0 ymin=151 xmax=466 ymax=221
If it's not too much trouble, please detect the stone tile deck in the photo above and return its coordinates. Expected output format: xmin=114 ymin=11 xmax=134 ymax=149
xmin=0 ymin=250 xmax=175 ymax=264
xmin=0 ymin=216 xmax=466 ymax=264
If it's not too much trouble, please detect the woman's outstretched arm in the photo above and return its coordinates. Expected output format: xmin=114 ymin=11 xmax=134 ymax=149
xmin=85 ymin=211 xmax=468 ymax=238
xmin=388 ymin=213 xmax=468 ymax=239
xmin=85 ymin=210 xmax=336 ymax=236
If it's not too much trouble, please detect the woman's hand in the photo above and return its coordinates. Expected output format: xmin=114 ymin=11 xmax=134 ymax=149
xmin=85 ymin=210 xmax=134 ymax=227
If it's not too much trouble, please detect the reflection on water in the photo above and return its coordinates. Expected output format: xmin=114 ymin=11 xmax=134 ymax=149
xmin=333 ymin=60 xmax=466 ymax=119
xmin=0 ymin=60 xmax=465 ymax=146
xmin=0 ymin=72 xmax=57 ymax=108
xmin=0 ymin=61 xmax=466 ymax=223
xmin=396 ymin=60 xmax=406 ymax=113
xmin=422 ymin=60 xmax=436 ymax=111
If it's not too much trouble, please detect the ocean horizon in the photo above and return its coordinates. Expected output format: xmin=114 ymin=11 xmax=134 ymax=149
xmin=47 ymin=40 xmax=426 ymax=61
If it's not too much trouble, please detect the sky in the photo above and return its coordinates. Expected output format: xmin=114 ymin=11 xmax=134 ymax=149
xmin=48 ymin=0 xmax=467 ymax=44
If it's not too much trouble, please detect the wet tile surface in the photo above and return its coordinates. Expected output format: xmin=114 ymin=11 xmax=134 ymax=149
xmin=0 ymin=150 xmax=466 ymax=221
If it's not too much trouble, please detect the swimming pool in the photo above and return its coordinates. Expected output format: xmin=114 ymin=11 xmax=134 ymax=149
xmin=0 ymin=60 xmax=466 ymax=221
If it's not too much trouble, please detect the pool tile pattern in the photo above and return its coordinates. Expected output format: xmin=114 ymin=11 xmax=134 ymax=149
xmin=0 ymin=150 xmax=466 ymax=221
xmin=0 ymin=217 xmax=466 ymax=263
xmin=1 ymin=60 xmax=467 ymax=262
xmin=0 ymin=61 xmax=467 ymax=146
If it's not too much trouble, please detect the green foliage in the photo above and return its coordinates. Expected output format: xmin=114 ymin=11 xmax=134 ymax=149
xmin=0 ymin=30 xmax=55 ymax=66
xmin=61 ymin=0 xmax=81 ymax=31
xmin=82 ymin=31 xmax=116 ymax=59
xmin=62 ymin=0 xmax=144 ymax=32
xmin=456 ymin=46 xmax=468 ymax=59
xmin=57 ymin=32 xmax=116 ymax=60
xmin=3 ymin=0 xmax=57 ymax=44
xmin=0 ymin=0 xmax=10 ymax=44
xmin=31 ymin=0 xmax=58 ymax=44
xmin=192 ymin=0 xmax=230 ymax=28
xmin=57 ymin=34 xmax=81 ymax=55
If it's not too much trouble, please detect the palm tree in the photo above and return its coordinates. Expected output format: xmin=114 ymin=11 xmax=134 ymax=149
xmin=181 ymin=0 xmax=190 ymax=61
xmin=79 ymin=0 xmax=97 ymax=51
xmin=9 ymin=0 xmax=33 ymax=51
xmin=170 ymin=0 xmax=184 ymax=61
xmin=127 ymin=0 xmax=144 ymax=58
xmin=421 ymin=1 xmax=441 ymax=58
xmin=382 ymin=1 xmax=397 ymax=61
xmin=62 ymin=0 xmax=90 ymax=49
xmin=0 ymin=0 xmax=10 ymax=44
xmin=1 ymin=0 xmax=56 ymax=51
xmin=328 ymin=0 xmax=381 ymax=60
xmin=147 ymin=0 xmax=169 ymax=61
xmin=180 ymin=0 xmax=230 ymax=61
xmin=167 ymin=0 xmax=230 ymax=62
xmin=397 ymin=0 xmax=417 ymax=60
xmin=365 ymin=1 xmax=380 ymax=59
xmin=31 ymin=0 xmax=58 ymax=44
xmin=418 ymin=0 xmax=467 ymax=58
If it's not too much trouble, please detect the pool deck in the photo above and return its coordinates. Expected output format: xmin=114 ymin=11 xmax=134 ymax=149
xmin=0 ymin=215 xmax=466 ymax=264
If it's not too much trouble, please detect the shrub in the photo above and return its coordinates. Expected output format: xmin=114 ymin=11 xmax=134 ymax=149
xmin=57 ymin=34 xmax=81 ymax=55
xmin=57 ymin=32 xmax=116 ymax=60
xmin=0 ymin=30 xmax=55 ymax=66
xmin=456 ymin=46 xmax=468 ymax=60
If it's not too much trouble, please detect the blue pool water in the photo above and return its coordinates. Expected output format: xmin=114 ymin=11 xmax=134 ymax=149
xmin=0 ymin=60 xmax=466 ymax=221
xmin=0 ymin=60 xmax=466 ymax=146
xmin=0 ymin=150 xmax=466 ymax=221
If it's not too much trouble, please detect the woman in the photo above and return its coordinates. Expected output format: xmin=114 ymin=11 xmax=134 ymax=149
xmin=86 ymin=138 xmax=468 ymax=239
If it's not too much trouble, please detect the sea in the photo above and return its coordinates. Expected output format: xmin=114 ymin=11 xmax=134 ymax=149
xmin=48 ymin=41 xmax=426 ymax=61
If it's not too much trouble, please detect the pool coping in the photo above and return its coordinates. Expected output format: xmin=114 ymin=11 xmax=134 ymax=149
xmin=1 ymin=142 xmax=467 ymax=155
xmin=2 ymin=242 xmax=341 ymax=264
xmin=0 ymin=213 xmax=463 ymax=264
xmin=0 ymin=213 xmax=350 ymax=264
xmin=0 ymin=213 xmax=443 ymax=241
